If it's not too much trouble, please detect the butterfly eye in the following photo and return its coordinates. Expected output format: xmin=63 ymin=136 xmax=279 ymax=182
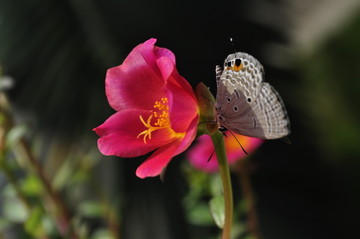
xmin=227 ymin=61 xmax=231 ymax=67
xmin=235 ymin=59 xmax=241 ymax=67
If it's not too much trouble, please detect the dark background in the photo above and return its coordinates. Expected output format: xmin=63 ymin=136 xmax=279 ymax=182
xmin=0 ymin=0 xmax=359 ymax=238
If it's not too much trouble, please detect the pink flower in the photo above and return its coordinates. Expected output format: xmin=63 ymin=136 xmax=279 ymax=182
xmin=94 ymin=39 xmax=199 ymax=178
xmin=187 ymin=133 xmax=263 ymax=172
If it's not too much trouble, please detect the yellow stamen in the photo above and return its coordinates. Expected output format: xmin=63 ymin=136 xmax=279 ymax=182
xmin=137 ymin=97 xmax=185 ymax=143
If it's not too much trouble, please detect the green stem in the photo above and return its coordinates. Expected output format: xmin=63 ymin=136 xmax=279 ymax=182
xmin=210 ymin=131 xmax=233 ymax=239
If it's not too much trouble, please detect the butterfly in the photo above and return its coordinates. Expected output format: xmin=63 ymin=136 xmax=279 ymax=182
xmin=215 ymin=52 xmax=290 ymax=139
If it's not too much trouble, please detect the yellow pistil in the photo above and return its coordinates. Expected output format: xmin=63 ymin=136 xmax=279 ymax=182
xmin=137 ymin=97 xmax=185 ymax=143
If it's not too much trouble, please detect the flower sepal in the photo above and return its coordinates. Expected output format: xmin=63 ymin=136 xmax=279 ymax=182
xmin=195 ymin=82 xmax=218 ymax=137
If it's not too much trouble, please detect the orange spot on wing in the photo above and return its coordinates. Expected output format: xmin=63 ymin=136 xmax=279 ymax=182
xmin=225 ymin=63 xmax=243 ymax=72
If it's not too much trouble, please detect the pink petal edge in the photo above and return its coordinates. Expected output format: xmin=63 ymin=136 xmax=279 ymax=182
xmin=135 ymin=140 xmax=180 ymax=178
xmin=136 ymin=115 xmax=198 ymax=178
xmin=105 ymin=39 xmax=166 ymax=111
xmin=156 ymin=56 xmax=174 ymax=82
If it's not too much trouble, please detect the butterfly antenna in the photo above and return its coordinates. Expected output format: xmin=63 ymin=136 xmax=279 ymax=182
xmin=207 ymin=134 xmax=225 ymax=162
xmin=229 ymin=37 xmax=237 ymax=53
xmin=228 ymin=130 xmax=248 ymax=155
xmin=282 ymin=136 xmax=292 ymax=144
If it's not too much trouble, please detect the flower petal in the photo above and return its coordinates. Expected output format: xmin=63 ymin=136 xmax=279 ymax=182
xmin=105 ymin=39 xmax=166 ymax=111
xmin=167 ymin=77 xmax=199 ymax=133
xmin=187 ymin=134 xmax=263 ymax=172
xmin=136 ymin=141 xmax=180 ymax=178
xmin=173 ymin=115 xmax=199 ymax=155
xmin=187 ymin=135 xmax=219 ymax=172
xmin=155 ymin=55 xmax=198 ymax=133
xmin=156 ymin=56 xmax=174 ymax=82
xmin=141 ymin=39 xmax=176 ymax=70
xmin=94 ymin=109 xmax=174 ymax=158
xmin=225 ymin=134 xmax=263 ymax=162
xmin=136 ymin=116 xmax=198 ymax=178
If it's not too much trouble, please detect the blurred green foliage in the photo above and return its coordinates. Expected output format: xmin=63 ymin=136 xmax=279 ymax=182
xmin=299 ymin=13 xmax=360 ymax=160
xmin=0 ymin=92 xmax=119 ymax=238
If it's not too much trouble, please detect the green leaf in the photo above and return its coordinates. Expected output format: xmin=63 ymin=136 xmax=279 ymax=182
xmin=231 ymin=222 xmax=247 ymax=239
xmin=24 ymin=206 xmax=43 ymax=237
xmin=92 ymin=229 xmax=113 ymax=239
xmin=209 ymin=174 xmax=223 ymax=196
xmin=21 ymin=174 xmax=43 ymax=196
xmin=78 ymin=201 xmax=104 ymax=217
xmin=209 ymin=195 xmax=225 ymax=229
xmin=186 ymin=202 xmax=213 ymax=225
xmin=52 ymin=158 xmax=74 ymax=190
xmin=3 ymin=196 xmax=27 ymax=222
xmin=5 ymin=124 xmax=27 ymax=148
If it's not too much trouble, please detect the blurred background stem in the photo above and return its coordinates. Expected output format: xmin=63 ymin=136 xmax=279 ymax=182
xmin=236 ymin=159 xmax=262 ymax=239
xmin=0 ymin=92 xmax=77 ymax=238
xmin=16 ymin=139 xmax=75 ymax=237
xmin=0 ymin=154 xmax=31 ymax=213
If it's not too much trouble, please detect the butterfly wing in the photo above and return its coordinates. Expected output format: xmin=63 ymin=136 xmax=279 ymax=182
xmin=216 ymin=52 xmax=290 ymax=139
xmin=251 ymin=83 xmax=290 ymax=139
xmin=219 ymin=82 xmax=290 ymax=139
xmin=216 ymin=53 xmax=263 ymax=116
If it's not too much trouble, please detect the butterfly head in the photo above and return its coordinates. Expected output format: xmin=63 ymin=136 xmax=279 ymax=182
xmin=223 ymin=52 xmax=264 ymax=76
xmin=224 ymin=56 xmax=243 ymax=72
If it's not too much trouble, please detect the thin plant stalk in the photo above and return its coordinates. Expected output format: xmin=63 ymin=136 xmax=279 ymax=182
xmin=210 ymin=131 xmax=233 ymax=239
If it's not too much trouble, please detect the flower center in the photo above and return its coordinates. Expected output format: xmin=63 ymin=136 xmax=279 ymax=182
xmin=137 ymin=97 xmax=185 ymax=143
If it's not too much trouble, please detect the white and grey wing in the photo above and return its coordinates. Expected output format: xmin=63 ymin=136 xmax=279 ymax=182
xmin=222 ymin=82 xmax=290 ymax=139
xmin=252 ymin=83 xmax=290 ymax=139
